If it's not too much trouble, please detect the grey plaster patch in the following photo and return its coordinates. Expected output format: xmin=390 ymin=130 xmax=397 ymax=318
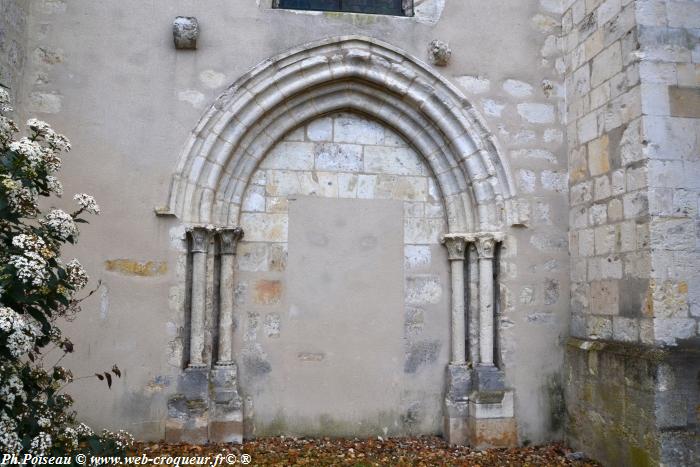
xmin=404 ymin=340 xmax=441 ymax=373
xmin=544 ymin=279 xmax=560 ymax=305
xmin=405 ymin=275 xmax=442 ymax=305
xmin=404 ymin=307 xmax=425 ymax=338
xmin=404 ymin=245 xmax=431 ymax=270
xmin=243 ymin=351 xmax=272 ymax=377
xmin=264 ymin=314 xmax=281 ymax=338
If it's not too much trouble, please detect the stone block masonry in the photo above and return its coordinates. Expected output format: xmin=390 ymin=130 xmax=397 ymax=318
xmin=563 ymin=0 xmax=700 ymax=463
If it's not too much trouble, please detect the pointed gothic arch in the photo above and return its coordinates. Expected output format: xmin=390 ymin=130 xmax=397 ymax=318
xmin=162 ymin=35 xmax=515 ymax=233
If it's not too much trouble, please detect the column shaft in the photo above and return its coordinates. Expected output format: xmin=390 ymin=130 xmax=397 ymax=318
xmin=467 ymin=244 xmax=480 ymax=364
xmin=476 ymin=235 xmax=497 ymax=366
xmin=450 ymin=259 xmax=466 ymax=364
xmin=189 ymin=227 xmax=209 ymax=368
xmin=217 ymin=227 xmax=243 ymax=366
xmin=442 ymin=235 xmax=467 ymax=365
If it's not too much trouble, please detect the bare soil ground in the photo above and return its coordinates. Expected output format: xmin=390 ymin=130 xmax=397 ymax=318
xmin=132 ymin=436 xmax=600 ymax=466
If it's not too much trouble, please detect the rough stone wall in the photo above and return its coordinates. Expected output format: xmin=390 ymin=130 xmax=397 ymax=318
xmin=566 ymin=339 xmax=700 ymax=466
xmin=563 ymin=0 xmax=700 ymax=463
xmin=0 ymin=0 xmax=28 ymax=107
xmin=233 ymin=112 xmax=450 ymax=436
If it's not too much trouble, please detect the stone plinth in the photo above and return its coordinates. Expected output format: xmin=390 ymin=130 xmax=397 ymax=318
xmin=209 ymin=365 xmax=243 ymax=443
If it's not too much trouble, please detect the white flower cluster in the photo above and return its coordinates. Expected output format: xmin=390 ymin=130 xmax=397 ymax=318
xmin=0 ymin=307 xmax=38 ymax=357
xmin=37 ymin=416 xmax=51 ymax=428
xmin=27 ymin=119 xmax=71 ymax=152
xmin=0 ymin=116 xmax=18 ymax=141
xmin=40 ymin=209 xmax=77 ymax=240
xmin=9 ymin=137 xmax=44 ymax=168
xmin=100 ymin=429 xmax=134 ymax=450
xmin=46 ymin=176 xmax=63 ymax=196
xmin=28 ymin=432 xmax=52 ymax=456
xmin=0 ymin=413 xmax=21 ymax=455
xmin=66 ymin=259 xmax=89 ymax=290
xmin=2 ymin=175 xmax=38 ymax=215
xmin=75 ymin=423 xmax=94 ymax=437
xmin=0 ymin=88 xmax=11 ymax=113
xmin=12 ymin=233 xmax=47 ymax=253
xmin=60 ymin=426 xmax=79 ymax=450
xmin=73 ymin=193 xmax=100 ymax=214
xmin=9 ymin=252 xmax=49 ymax=287
xmin=0 ymin=373 xmax=25 ymax=405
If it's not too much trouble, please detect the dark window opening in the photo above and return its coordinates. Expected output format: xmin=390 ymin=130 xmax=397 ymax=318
xmin=274 ymin=0 xmax=411 ymax=17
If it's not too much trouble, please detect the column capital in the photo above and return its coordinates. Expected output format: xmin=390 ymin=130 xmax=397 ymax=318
xmin=441 ymin=234 xmax=467 ymax=260
xmin=219 ymin=227 xmax=244 ymax=255
xmin=475 ymin=233 xmax=504 ymax=259
xmin=188 ymin=226 xmax=212 ymax=253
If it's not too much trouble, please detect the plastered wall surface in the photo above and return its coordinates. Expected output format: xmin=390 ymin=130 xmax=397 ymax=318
xmin=233 ymin=113 xmax=450 ymax=436
xmin=16 ymin=0 xmax=570 ymax=444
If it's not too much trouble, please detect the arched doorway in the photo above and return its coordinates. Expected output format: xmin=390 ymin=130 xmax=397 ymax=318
xmin=161 ymin=35 xmax=517 ymax=448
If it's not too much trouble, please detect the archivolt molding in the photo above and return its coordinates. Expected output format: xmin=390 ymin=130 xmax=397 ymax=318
xmin=163 ymin=35 xmax=515 ymax=232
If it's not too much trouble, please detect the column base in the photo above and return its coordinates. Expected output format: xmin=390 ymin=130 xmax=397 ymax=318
xmin=467 ymin=390 xmax=517 ymax=449
xmin=467 ymin=416 xmax=518 ymax=450
xmin=443 ymin=363 xmax=471 ymax=445
xmin=165 ymin=366 xmax=244 ymax=444
xmin=165 ymin=367 xmax=210 ymax=443
xmin=443 ymin=364 xmax=518 ymax=448
xmin=165 ymin=395 xmax=209 ymax=444
xmin=444 ymin=399 xmax=469 ymax=445
xmin=209 ymin=365 xmax=243 ymax=443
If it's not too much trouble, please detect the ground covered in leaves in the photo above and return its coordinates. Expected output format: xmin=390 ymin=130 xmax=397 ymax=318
xmin=132 ymin=436 xmax=599 ymax=466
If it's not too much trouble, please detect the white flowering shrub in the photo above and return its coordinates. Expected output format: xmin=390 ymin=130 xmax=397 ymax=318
xmin=0 ymin=88 xmax=132 ymax=457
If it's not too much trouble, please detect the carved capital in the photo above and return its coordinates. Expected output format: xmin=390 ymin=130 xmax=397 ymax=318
xmin=188 ymin=226 xmax=211 ymax=253
xmin=442 ymin=234 xmax=467 ymax=261
xmin=219 ymin=227 xmax=244 ymax=255
xmin=476 ymin=235 xmax=497 ymax=259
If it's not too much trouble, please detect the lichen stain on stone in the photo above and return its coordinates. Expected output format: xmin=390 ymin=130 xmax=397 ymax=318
xmin=104 ymin=259 xmax=168 ymax=277
xmin=253 ymin=280 xmax=282 ymax=305
xmin=546 ymin=374 xmax=565 ymax=433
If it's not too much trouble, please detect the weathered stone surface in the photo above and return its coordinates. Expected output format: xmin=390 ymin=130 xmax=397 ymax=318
xmin=428 ymin=39 xmax=451 ymax=66
xmin=467 ymin=417 xmax=518 ymax=449
xmin=173 ymin=16 xmax=199 ymax=50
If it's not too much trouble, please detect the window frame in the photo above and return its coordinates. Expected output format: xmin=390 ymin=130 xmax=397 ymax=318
xmin=272 ymin=0 xmax=414 ymax=17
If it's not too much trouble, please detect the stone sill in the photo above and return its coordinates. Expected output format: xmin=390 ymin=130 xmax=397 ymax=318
xmin=566 ymin=337 xmax=700 ymax=362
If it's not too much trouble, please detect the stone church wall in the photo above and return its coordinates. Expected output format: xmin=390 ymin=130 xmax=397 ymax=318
xmin=14 ymin=0 xmax=569 ymax=447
